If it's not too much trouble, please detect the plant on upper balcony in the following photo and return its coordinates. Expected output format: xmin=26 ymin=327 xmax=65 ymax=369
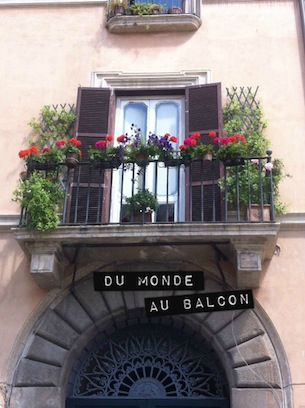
xmin=13 ymin=172 xmax=64 ymax=231
xmin=129 ymin=3 xmax=164 ymax=15
xmin=88 ymin=135 xmax=124 ymax=168
xmin=125 ymin=189 xmax=158 ymax=216
xmin=107 ymin=0 xmax=129 ymax=16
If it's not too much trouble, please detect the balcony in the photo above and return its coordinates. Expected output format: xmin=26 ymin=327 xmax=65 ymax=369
xmin=15 ymin=155 xmax=280 ymax=290
xmin=106 ymin=0 xmax=201 ymax=33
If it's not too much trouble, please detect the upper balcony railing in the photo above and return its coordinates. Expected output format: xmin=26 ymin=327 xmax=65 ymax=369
xmin=19 ymin=154 xmax=275 ymax=229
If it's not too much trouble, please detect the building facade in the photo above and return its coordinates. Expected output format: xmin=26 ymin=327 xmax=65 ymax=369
xmin=0 ymin=0 xmax=305 ymax=406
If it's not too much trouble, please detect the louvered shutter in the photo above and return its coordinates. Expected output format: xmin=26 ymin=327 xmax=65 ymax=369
xmin=68 ymin=87 xmax=111 ymax=224
xmin=185 ymin=83 xmax=223 ymax=221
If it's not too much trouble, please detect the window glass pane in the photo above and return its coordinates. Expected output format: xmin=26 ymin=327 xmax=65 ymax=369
xmin=124 ymin=102 xmax=147 ymax=138
xmin=155 ymin=102 xmax=179 ymax=137
xmin=156 ymin=102 xmax=179 ymax=196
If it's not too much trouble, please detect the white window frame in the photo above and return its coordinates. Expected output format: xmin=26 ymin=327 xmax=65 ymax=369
xmin=111 ymin=95 xmax=186 ymax=223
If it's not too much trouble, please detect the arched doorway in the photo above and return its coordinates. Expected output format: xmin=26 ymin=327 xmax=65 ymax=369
xmin=8 ymin=274 xmax=292 ymax=407
xmin=66 ymin=324 xmax=230 ymax=407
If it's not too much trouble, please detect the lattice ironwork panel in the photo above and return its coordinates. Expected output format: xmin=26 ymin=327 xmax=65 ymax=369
xmin=226 ymin=86 xmax=261 ymax=133
xmin=71 ymin=325 xmax=228 ymax=399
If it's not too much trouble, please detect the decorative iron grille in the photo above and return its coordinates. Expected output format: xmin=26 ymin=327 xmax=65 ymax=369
xmin=226 ymin=86 xmax=261 ymax=133
xmin=71 ymin=325 xmax=228 ymax=399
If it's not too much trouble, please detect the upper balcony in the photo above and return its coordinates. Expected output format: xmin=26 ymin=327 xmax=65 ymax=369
xmin=14 ymin=154 xmax=280 ymax=290
xmin=106 ymin=0 xmax=201 ymax=33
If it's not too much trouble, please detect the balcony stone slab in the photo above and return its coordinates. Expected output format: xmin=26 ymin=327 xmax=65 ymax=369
xmin=106 ymin=14 xmax=202 ymax=34
xmin=14 ymin=222 xmax=279 ymax=290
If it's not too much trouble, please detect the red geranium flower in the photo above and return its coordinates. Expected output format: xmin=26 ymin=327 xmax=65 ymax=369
xmin=209 ymin=131 xmax=216 ymax=138
xmin=179 ymin=145 xmax=186 ymax=150
xmin=106 ymin=135 xmax=113 ymax=142
xmin=170 ymin=136 xmax=178 ymax=143
xmin=69 ymin=138 xmax=81 ymax=147
xmin=117 ymin=134 xmax=127 ymax=143
xmin=30 ymin=146 xmax=39 ymax=155
xmin=95 ymin=140 xmax=107 ymax=149
xmin=164 ymin=133 xmax=171 ymax=139
xmin=42 ymin=146 xmax=51 ymax=153
xmin=184 ymin=138 xmax=192 ymax=146
xmin=213 ymin=137 xmax=219 ymax=144
xmin=191 ymin=132 xmax=201 ymax=140
xmin=18 ymin=149 xmax=30 ymax=158
xmin=55 ymin=140 xmax=66 ymax=148
xmin=190 ymin=138 xmax=197 ymax=146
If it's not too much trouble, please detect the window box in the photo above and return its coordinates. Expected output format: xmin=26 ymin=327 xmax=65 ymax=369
xmin=106 ymin=13 xmax=201 ymax=33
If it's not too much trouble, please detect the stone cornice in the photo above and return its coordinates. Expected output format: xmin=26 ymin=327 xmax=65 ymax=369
xmin=13 ymin=223 xmax=280 ymax=290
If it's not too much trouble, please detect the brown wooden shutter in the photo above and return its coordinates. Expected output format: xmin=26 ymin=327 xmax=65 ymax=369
xmin=185 ymin=83 xmax=223 ymax=221
xmin=68 ymin=87 xmax=112 ymax=224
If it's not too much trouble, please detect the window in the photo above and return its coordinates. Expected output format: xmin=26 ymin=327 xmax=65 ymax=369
xmin=72 ymin=83 xmax=222 ymax=224
xmin=111 ymin=97 xmax=185 ymax=222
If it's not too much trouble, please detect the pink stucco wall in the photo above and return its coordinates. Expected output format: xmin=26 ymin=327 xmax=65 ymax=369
xmin=0 ymin=0 xmax=304 ymax=213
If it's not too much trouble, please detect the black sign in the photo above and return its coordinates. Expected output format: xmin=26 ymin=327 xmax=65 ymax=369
xmin=94 ymin=271 xmax=204 ymax=291
xmin=145 ymin=290 xmax=254 ymax=316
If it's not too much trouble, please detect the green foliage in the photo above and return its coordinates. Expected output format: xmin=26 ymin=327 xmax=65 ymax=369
xmin=223 ymin=100 xmax=268 ymax=156
xmin=13 ymin=172 xmax=64 ymax=231
xmin=88 ymin=146 xmax=121 ymax=162
xmin=125 ymin=143 xmax=158 ymax=162
xmin=28 ymin=105 xmax=76 ymax=147
xmin=129 ymin=3 xmax=163 ymax=15
xmin=125 ymin=189 xmax=158 ymax=214
xmin=222 ymin=90 xmax=288 ymax=215
xmin=216 ymin=140 xmax=247 ymax=162
xmin=192 ymin=144 xmax=214 ymax=158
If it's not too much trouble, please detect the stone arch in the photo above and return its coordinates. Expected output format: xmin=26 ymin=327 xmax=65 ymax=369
xmin=9 ymin=274 xmax=292 ymax=408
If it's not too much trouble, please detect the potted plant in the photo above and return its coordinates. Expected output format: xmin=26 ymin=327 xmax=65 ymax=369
xmin=168 ymin=6 xmax=182 ymax=14
xmin=123 ymin=125 xmax=157 ymax=166
xmin=179 ymin=132 xmax=201 ymax=164
xmin=57 ymin=138 xmax=82 ymax=168
xmin=88 ymin=135 xmax=123 ymax=169
xmin=192 ymin=143 xmax=215 ymax=161
xmin=214 ymin=133 xmax=248 ymax=166
xmin=108 ymin=0 xmax=128 ymax=16
xmin=147 ymin=132 xmax=178 ymax=165
xmin=149 ymin=3 xmax=164 ymax=14
xmin=13 ymin=172 xmax=64 ymax=231
xmin=125 ymin=189 xmax=158 ymax=222
xmin=18 ymin=144 xmax=64 ymax=171
xmin=129 ymin=2 xmax=163 ymax=15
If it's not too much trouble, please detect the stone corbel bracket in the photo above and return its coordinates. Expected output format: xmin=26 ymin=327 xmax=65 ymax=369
xmin=231 ymin=237 xmax=270 ymax=288
xmin=26 ymin=242 xmax=69 ymax=289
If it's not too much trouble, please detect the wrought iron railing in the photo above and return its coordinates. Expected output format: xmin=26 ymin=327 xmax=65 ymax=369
xmin=19 ymin=153 xmax=275 ymax=228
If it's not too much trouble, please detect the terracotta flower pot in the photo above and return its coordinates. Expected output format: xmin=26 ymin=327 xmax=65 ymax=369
xmin=168 ymin=7 xmax=182 ymax=14
xmin=132 ymin=212 xmax=152 ymax=223
xmin=247 ymin=204 xmax=271 ymax=222
xmin=65 ymin=153 xmax=79 ymax=168
xmin=203 ymin=153 xmax=213 ymax=161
